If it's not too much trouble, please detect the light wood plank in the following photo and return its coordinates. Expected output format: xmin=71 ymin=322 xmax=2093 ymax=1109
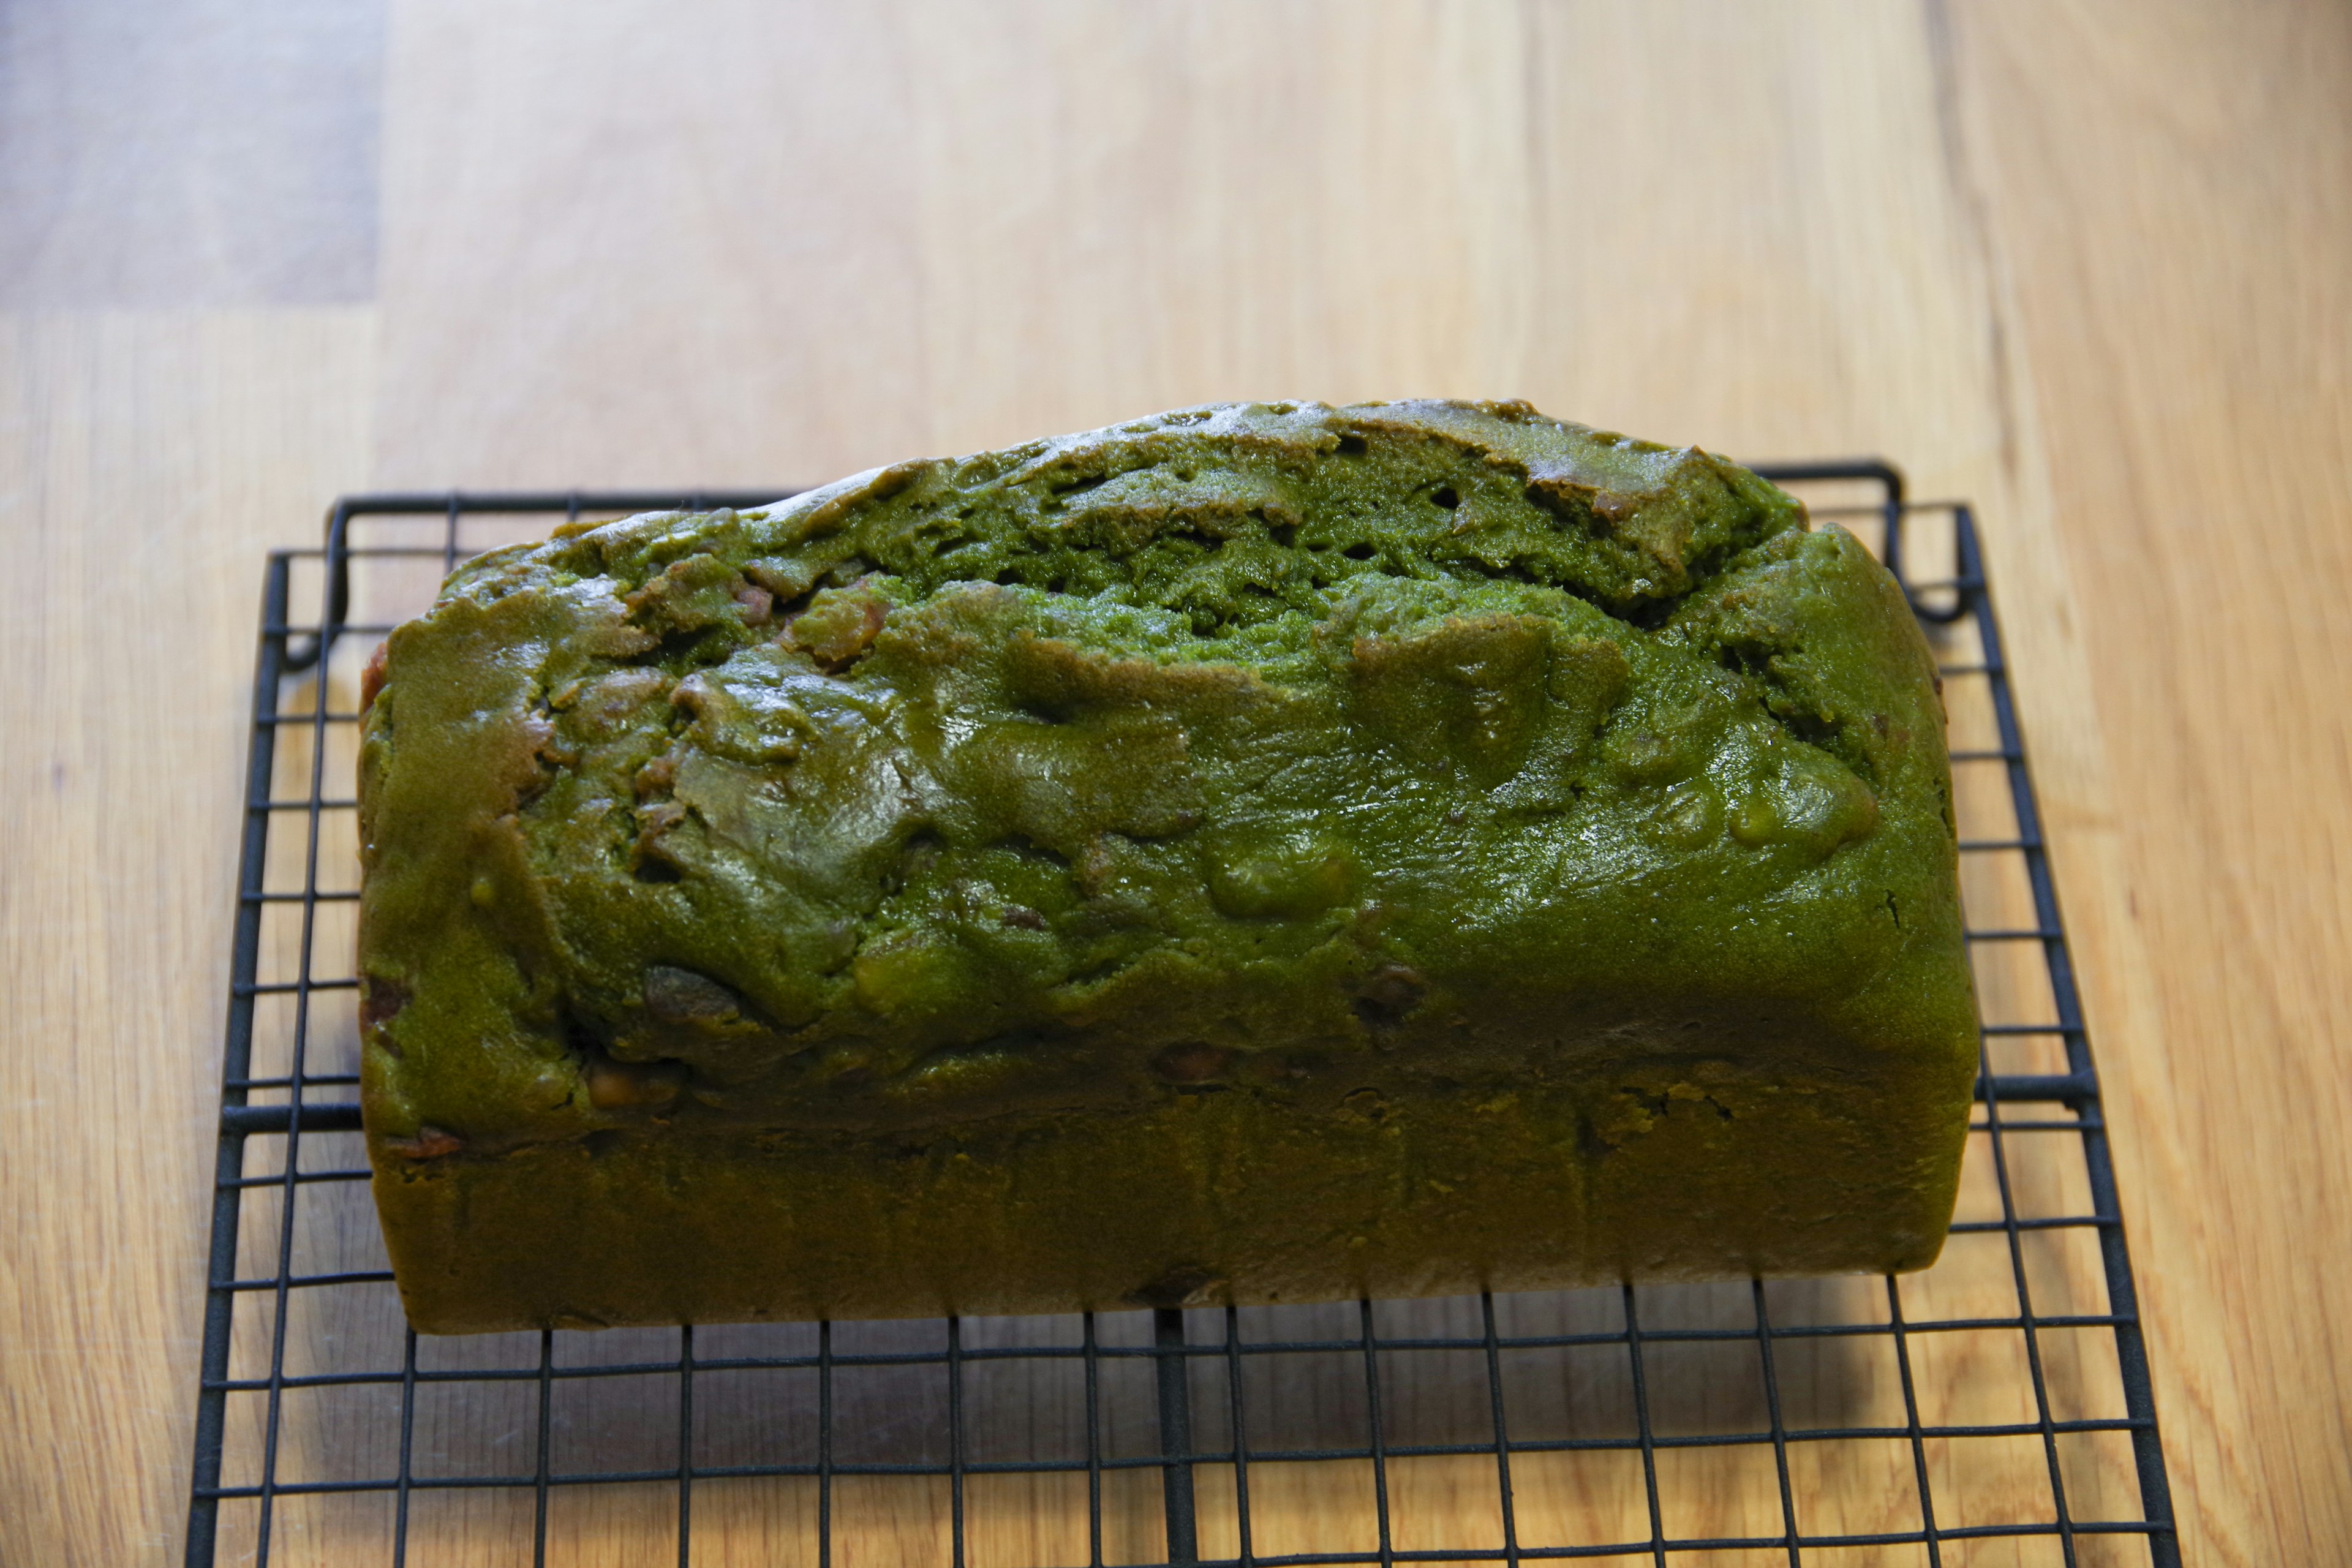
xmin=0 ymin=308 xmax=378 ymax=1562
xmin=0 ymin=0 xmax=383 ymax=307
xmin=1948 ymin=5 xmax=2352 ymax=1563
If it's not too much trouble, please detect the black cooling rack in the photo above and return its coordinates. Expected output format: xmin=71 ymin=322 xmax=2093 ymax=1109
xmin=185 ymin=466 xmax=2179 ymax=1567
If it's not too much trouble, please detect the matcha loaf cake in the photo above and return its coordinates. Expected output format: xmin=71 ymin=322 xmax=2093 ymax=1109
xmin=358 ymin=399 xmax=1977 ymax=1333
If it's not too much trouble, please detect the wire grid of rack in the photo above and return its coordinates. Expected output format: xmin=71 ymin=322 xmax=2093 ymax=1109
xmin=186 ymin=464 xmax=2178 ymax=1568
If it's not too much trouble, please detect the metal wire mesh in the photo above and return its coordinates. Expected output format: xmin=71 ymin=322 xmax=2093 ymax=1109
xmin=184 ymin=466 xmax=2179 ymax=1567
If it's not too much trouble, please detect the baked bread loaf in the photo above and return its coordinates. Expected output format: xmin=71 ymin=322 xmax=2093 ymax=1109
xmin=358 ymin=400 xmax=1976 ymax=1333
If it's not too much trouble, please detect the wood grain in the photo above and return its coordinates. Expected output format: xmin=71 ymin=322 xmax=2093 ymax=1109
xmin=1947 ymin=5 xmax=2352 ymax=1562
xmin=3 ymin=2 xmax=2346 ymax=1563
xmin=0 ymin=0 xmax=383 ymax=308
xmin=0 ymin=309 xmax=377 ymax=1561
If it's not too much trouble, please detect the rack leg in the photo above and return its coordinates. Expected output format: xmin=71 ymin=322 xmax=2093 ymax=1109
xmin=1153 ymin=1308 xmax=1199 ymax=1565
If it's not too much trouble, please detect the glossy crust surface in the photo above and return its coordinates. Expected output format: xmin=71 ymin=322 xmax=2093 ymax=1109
xmin=357 ymin=399 xmax=1977 ymax=1332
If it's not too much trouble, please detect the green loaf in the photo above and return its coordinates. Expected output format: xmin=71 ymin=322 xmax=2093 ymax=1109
xmin=357 ymin=399 xmax=1977 ymax=1334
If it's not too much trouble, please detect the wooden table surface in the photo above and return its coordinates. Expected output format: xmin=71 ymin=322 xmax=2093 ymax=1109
xmin=4 ymin=2 xmax=2347 ymax=1564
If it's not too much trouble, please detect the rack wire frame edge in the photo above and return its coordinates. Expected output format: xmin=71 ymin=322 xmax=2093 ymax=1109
xmin=183 ymin=464 xmax=2180 ymax=1568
